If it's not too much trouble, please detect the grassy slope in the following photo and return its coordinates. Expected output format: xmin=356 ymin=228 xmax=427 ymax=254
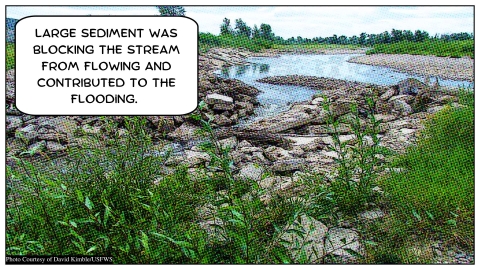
xmin=377 ymin=91 xmax=474 ymax=260
xmin=366 ymin=40 xmax=474 ymax=58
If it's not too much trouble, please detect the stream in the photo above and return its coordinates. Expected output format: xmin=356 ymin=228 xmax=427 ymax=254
xmin=215 ymin=54 xmax=472 ymax=123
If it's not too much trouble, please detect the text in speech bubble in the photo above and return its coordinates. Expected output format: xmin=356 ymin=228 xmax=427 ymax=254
xmin=15 ymin=16 xmax=198 ymax=115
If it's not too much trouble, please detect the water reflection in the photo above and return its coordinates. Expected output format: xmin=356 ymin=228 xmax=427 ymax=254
xmin=259 ymin=63 xmax=270 ymax=73
xmin=220 ymin=63 xmax=271 ymax=78
xmin=235 ymin=65 xmax=249 ymax=76
xmin=214 ymin=54 xmax=473 ymax=124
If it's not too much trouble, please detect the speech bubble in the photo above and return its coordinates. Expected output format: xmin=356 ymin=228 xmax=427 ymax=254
xmin=15 ymin=16 xmax=198 ymax=115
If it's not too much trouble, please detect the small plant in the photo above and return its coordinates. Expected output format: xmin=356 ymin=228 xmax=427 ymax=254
xmin=321 ymin=95 xmax=386 ymax=215
xmin=6 ymin=116 xmax=208 ymax=263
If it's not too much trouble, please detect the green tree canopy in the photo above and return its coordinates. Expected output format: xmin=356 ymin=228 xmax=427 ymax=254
xmin=156 ymin=6 xmax=185 ymax=16
xmin=259 ymin=23 xmax=274 ymax=40
xmin=235 ymin=18 xmax=251 ymax=38
xmin=220 ymin=18 xmax=233 ymax=35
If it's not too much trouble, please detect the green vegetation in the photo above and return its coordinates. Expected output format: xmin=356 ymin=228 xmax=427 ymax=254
xmin=198 ymin=16 xmax=473 ymax=57
xmin=271 ymin=43 xmax=360 ymax=50
xmin=364 ymin=89 xmax=474 ymax=263
xmin=320 ymin=96 xmax=386 ymax=215
xmin=6 ymin=43 xmax=15 ymax=69
xmin=200 ymin=33 xmax=274 ymax=52
xmin=156 ymin=5 xmax=185 ymax=16
xmin=6 ymin=89 xmax=474 ymax=263
xmin=6 ymin=113 xmax=303 ymax=263
xmin=382 ymin=90 xmax=474 ymax=246
xmin=366 ymin=39 xmax=474 ymax=58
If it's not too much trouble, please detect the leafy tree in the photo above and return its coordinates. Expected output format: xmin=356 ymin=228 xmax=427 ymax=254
xmin=414 ymin=30 xmax=429 ymax=42
xmin=252 ymin=24 xmax=260 ymax=39
xmin=156 ymin=6 xmax=185 ymax=16
xmin=359 ymin=32 xmax=367 ymax=45
xmin=259 ymin=23 xmax=274 ymax=40
xmin=402 ymin=30 xmax=414 ymax=41
xmin=220 ymin=18 xmax=233 ymax=35
xmin=235 ymin=18 xmax=251 ymax=38
xmin=338 ymin=35 xmax=348 ymax=45
xmin=391 ymin=29 xmax=403 ymax=42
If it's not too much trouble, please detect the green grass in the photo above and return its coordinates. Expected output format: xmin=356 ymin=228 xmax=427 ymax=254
xmin=199 ymin=33 xmax=360 ymax=53
xmin=6 ymin=43 xmax=15 ymax=69
xmin=366 ymin=39 xmax=474 ymax=58
xmin=271 ymin=43 xmax=360 ymax=50
xmin=6 ymin=115 xmax=303 ymax=263
xmin=5 ymin=86 xmax=474 ymax=263
xmin=380 ymin=90 xmax=474 ymax=250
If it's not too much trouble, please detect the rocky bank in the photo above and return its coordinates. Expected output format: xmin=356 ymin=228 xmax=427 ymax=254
xmin=5 ymin=48 xmax=472 ymax=264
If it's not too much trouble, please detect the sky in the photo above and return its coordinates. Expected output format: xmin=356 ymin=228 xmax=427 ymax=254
xmin=7 ymin=6 xmax=474 ymax=38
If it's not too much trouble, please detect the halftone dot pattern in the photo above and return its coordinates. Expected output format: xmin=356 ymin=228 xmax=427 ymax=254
xmin=6 ymin=6 xmax=474 ymax=264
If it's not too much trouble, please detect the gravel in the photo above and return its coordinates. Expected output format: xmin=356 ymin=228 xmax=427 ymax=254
xmin=348 ymin=53 xmax=473 ymax=82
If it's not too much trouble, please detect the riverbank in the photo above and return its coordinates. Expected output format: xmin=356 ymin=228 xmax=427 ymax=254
xmin=6 ymin=47 xmax=474 ymax=264
xmin=348 ymin=53 xmax=474 ymax=82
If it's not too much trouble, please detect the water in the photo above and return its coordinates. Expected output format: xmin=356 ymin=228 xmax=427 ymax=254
xmin=215 ymin=54 xmax=472 ymax=122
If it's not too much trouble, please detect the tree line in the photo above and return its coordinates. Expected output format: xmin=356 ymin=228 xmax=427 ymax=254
xmin=218 ymin=17 xmax=473 ymax=45
xmin=153 ymin=6 xmax=473 ymax=47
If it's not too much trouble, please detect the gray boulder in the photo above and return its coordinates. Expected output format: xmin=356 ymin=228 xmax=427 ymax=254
xmin=395 ymin=78 xmax=427 ymax=95
xmin=238 ymin=163 xmax=264 ymax=181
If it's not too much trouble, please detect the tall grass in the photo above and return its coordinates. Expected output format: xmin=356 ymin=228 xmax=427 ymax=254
xmin=6 ymin=117 xmax=208 ymax=263
xmin=6 ymin=112 xmax=306 ymax=263
xmin=378 ymin=89 xmax=474 ymax=255
xmin=5 ymin=91 xmax=474 ymax=263
xmin=6 ymin=43 xmax=15 ymax=69
xmin=366 ymin=40 xmax=474 ymax=58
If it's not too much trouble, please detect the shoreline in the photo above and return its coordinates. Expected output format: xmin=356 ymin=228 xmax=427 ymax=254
xmin=204 ymin=47 xmax=473 ymax=85
xmin=348 ymin=53 xmax=473 ymax=83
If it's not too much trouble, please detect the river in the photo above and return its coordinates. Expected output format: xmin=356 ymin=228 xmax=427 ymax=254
xmin=215 ymin=54 xmax=472 ymax=123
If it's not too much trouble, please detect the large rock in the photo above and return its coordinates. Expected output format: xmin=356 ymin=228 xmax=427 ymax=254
xmin=308 ymin=123 xmax=351 ymax=135
xmin=218 ymin=136 xmax=238 ymax=150
xmin=246 ymin=108 xmax=326 ymax=134
xmin=379 ymin=88 xmax=396 ymax=101
xmin=184 ymin=150 xmax=211 ymax=167
xmin=286 ymin=136 xmax=325 ymax=152
xmin=258 ymin=176 xmax=292 ymax=190
xmin=15 ymin=124 xmax=38 ymax=143
xmin=264 ymin=146 xmax=292 ymax=161
xmin=392 ymin=100 xmax=413 ymax=115
xmin=38 ymin=118 xmax=79 ymax=135
xmin=389 ymin=94 xmax=415 ymax=104
xmin=46 ymin=141 xmax=67 ymax=153
xmin=205 ymin=93 xmax=233 ymax=105
xmin=167 ymin=122 xmax=202 ymax=142
xmin=281 ymin=215 xmax=328 ymax=263
xmin=213 ymin=114 xmax=232 ymax=126
xmin=213 ymin=103 xmax=234 ymax=111
xmin=373 ymin=114 xmax=397 ymax=123
xmin=331 ymin=98 xmax=356 ymax=117
xmin=237 ymin=163 xmax=264 ymax=181
xmin=146 ymin=116 xmax=175 ymax=133
xmin=324 ymin=228 xmax=363 ymax=263
xmin=395 ymin=78 xmax=427 ymax=95
xmin=6 ymin=116 xmax=23 ymax=134
xmin=271 ymin=158 xmax=305 ymax=172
